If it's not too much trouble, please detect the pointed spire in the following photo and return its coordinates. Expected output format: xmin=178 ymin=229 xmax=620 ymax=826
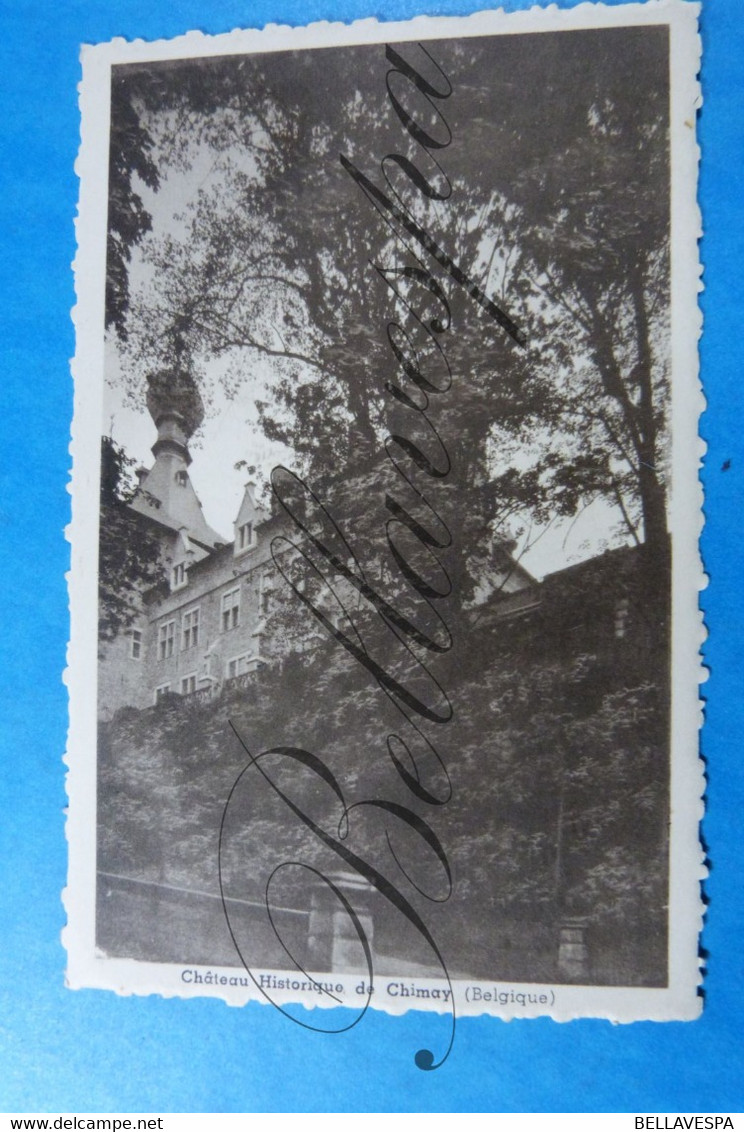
xmin=131 ymin=367 xmax=224 ymax=548
xmin=146 ymin=366 xmax=205 ymax=465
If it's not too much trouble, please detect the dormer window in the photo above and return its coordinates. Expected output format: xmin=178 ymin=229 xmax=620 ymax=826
xmin=175 ymin=470 xmax=188 ymax=486
xmin=171 ymin=562 xmax=187 ymax=590
xmin=238 ymin=521 xmax=254 ymax=551
xmin=234 ymin=483 xmax=265 ymax=559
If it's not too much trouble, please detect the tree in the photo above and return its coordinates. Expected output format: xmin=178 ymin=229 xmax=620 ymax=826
xmin=105 ymin=27 xmax=672 ymax=583
xmin=106 ymin=69 xmax=160 ymax=338
xmin=98 ymin=436 xmax=166 ymax=643
xmin=481 ymin=29 xmax=671 ymax=558
xmin=97 ymin=35 xmax=673 ymax=987
xmin=98 ymin=570 xmax=668 ymax=983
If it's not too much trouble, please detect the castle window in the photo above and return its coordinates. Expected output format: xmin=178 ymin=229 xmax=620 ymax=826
xmin=130 ymin=629 xmax=142 ymax=660
xmin=182 ymin=607 xmax=200 ymax=650
xmin=158 ymin=620 xmax=176 ymax=660
xmin=221 ymin=587 xmax=241 ymax=631
xmin=154 ymin=683 xmax=171 ymax=703
xmin=238 ymin=521 xmax=255 ymax=551
xmin=180 ymin=674 xmax=197 ymax=695
xmin=171 ymin=562 xmax=187 ymax=590
xmin=175 ymin=470 xmax=188 ymax=486
xmin=226 ymin=653 xmax=253 ymax=679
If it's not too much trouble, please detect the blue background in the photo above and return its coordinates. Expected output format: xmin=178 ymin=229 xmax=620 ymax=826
xmin=0 ymin=0 xmax=741 ymax=1114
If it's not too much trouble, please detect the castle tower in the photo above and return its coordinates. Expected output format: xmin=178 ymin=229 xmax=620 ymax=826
xmin=130 ymin=368 xmax=224 ymax=550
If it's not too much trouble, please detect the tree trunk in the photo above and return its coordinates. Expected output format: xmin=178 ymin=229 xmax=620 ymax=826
xmin=629 ymin=257 xmax=669 ymax=562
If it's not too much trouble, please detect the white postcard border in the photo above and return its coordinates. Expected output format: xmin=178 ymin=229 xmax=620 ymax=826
xmin=66 ymin=0 xmax=705 ymax=1027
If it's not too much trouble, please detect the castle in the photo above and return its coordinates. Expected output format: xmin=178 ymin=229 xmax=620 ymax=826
xmin=97 ymin=374 xmax=666 ymax=984
xmin=98 ymin=372 xmax=536 ymax=719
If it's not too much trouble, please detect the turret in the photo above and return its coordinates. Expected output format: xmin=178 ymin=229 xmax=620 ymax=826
xmin=233 ymin=481 xmax=267 ymax=558
xmin=130 ymin=368 xmax=224 ymax=549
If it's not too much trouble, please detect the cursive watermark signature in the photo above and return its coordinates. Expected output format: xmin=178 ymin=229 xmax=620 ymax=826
xmin=219 ymin=40 xmax=523 ymax=1070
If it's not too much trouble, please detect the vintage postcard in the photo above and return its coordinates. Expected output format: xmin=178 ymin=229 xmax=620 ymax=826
xmin=66 ymin=0 xmax=703 ymax=1067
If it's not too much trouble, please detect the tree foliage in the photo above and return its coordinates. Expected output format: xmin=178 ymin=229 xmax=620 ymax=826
xmin=106 ymin=28 xmax=672 ymax=580
xmin=106 ymin=71 xmax=160 ymax=338
xmin=98 ymin=562 xmax=668 ymax=983
xmin=98 ymin=33 xmax=672 ymax=985
xmin=99 ymin=436 xmax=166 ymax=642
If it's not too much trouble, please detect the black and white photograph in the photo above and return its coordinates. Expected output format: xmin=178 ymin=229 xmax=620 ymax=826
xmin=67 ymin=2 xmax=703 ymax=1025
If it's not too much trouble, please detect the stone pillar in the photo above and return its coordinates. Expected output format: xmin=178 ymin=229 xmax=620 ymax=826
xmin=557 ymin=917 xmax=589 ymax=982
xmin=306 ymin=871 xmax=375 ymax=973
xmin=307 ymin=883 xmax=335 ymax=971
